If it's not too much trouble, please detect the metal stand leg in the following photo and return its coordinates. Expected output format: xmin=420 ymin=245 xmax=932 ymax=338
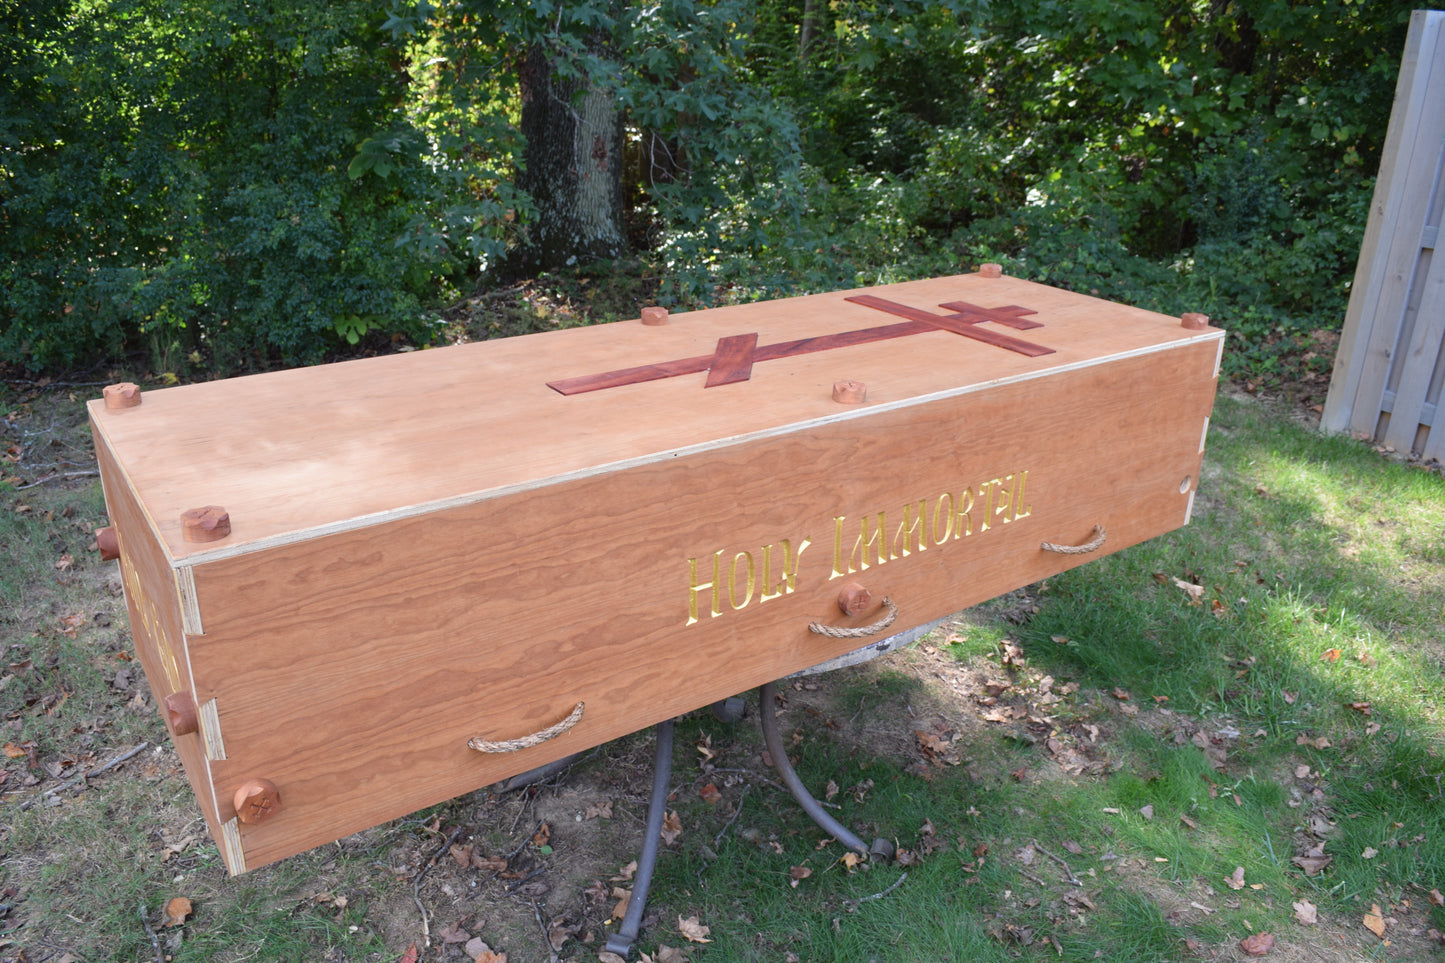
xmin=758 ymin=680 xmax=894 ymax=861
xmin=491 ymin=752 xmax=584 ymax=792
xmin=604 ymin=718 xmax=675 ymax=959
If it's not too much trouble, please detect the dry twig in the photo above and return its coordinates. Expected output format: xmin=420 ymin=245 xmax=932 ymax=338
xmin=714 ymin=785 xmax=748 ymax=848
xmin=18 ymin=742 xmax=149 ymax=810
xmin=851 ymin=871 xmax=908 ymax=906
xmin=529 ymin=898 xmax=560 ymax=963
xmin=412 ymin=824 xmax=466 ymax=947
xmin=15 ymin=470 xmax=99 ymax=489
xmin=138 ymin=899 xmax=164 ymax=963
xmin=1031 ymin=839 xmax=1083 ymax=886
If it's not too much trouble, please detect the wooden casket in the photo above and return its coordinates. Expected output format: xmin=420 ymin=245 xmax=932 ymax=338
xmin=89 ymin=269 xmax=1223 ymax=874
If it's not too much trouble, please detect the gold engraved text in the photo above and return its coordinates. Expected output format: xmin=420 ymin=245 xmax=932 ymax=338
xmin=118 ymin=542 xmax=184 ymax=691
xmin=831 ymin=469 xmax=1033 ymax=579
xmin=685 ymin=468 xmax=1032 ymax=623
xmin=687 ymin=537 xmax=810 ymax=626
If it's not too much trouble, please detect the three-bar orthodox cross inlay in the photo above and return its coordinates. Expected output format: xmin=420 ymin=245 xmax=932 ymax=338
xmin=546 ymin=296 xmax=1057 ymax=396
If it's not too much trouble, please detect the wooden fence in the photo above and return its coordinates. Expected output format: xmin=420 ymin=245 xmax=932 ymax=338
xmin=1323 ymin=9 xmax=1445 ymax=462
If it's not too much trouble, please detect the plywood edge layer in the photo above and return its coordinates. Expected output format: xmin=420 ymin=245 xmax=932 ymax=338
xmin=200 ymin=698 xmax=227 ymax=761
xmin=176 ymin=566 xmax=203 ymax=635
xmin=220 ymin=818 xmax=245 ymax=875
xmin=169 ymin=330 xmax=1226 ymax=568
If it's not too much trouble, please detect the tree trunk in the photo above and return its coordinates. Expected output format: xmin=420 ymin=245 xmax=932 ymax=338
xmin=799 ymin=0 xmax=819 ymax=60
xmin=515 ymin=40 xmax=626 ymax=271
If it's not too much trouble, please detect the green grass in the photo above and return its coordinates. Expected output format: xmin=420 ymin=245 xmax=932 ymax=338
xmin=635 ymin=393 xmax=1445 ymax=961
xmin=3 ymin=384 xmax=1444 ymax=962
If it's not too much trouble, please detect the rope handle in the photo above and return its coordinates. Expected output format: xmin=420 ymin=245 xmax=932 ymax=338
xmin=808 ymin=597 xmax=898 ymax=639
xmin=468 ymin=701 xmax=585 ymax=753
xmin=1041 ymin=524 xmax=1107 ymax=556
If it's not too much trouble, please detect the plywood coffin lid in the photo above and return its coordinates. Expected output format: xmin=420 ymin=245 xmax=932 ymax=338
xmin=89 ymin=273 xmax=1222 ymax=564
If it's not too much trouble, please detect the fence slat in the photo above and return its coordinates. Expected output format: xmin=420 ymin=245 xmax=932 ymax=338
xmin=1384 ymin=244 xmax=1445 ymax=452
xmin=1324 ymin=9 xmax=1445 ymax=459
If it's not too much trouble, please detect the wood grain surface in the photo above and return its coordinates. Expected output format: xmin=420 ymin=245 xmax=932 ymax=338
xmin=88 ymin=273 xmax=1221 ymax=565
xmin=89 ymin=272 xmax=1224 ymax=873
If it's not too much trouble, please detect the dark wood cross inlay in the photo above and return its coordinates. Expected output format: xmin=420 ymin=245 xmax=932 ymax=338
xmin=545 ymin=296 xmax=1056 ymax=396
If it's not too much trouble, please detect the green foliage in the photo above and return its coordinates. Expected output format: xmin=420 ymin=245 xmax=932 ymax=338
xmin=1 ymin=0 xmax=449 ymax=371
xmin=0 ymin=0 xmax=1418 ymax=373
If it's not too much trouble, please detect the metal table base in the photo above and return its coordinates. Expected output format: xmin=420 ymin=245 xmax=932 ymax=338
xmin=602 ymin=617 xmax=947 ymax=957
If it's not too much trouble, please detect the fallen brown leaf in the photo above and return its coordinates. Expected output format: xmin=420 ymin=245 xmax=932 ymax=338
xmin=1172 ymin=577 xmax=1205 ymax=602
xmin=698 ymin=783 xmax=722 ymax=805
xmin=1225 ymin=866 xmax=1246 ymax=890
xmin=396 ymin=943 xmax=419 ymax=963
xmin=1239 ymin=932 xmax=1274 ymax=956
xmin=1320 ymin=648 xmax=1343 ymax=662
xmin=660 ymin=811 xmax=683 ymax=845
xmin=437 ymin=922 xmax=471 ymax=944
xmin=789 ymin=865 xmax=812 ymax=887
xmin=162 ymin=896 xmax=192 ymax=927
xmin=1291 ymin=846 xmax=1333 ymax=876
xmin=677 ymin=915 xmax=712 ymax=943
xmin=1363 ymin=904 xmax=1386 ymax=938
xmin=1429 ymin=888 xmax=1444 ymax=907
xmin=1293 ymin=900 xmax=1317 ymax=925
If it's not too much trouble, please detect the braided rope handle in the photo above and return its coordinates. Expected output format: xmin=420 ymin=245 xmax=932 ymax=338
xmin=808 ymin=597 xmax=898 ymax=638
xmin=1041 ymin=524 xmax=1107 ymax=556
xmin=468 ymin=701 xmax=585 ymax=753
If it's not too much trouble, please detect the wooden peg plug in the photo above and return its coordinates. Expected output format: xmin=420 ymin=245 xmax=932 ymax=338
xmin=837 ymin=582 xmax=872 ymax=617
xmin=233 ymin=779 xmax=282 ymax=824
xmin=102 ymin=383 xmax=142 ymax=410
xmin=640 ymin=306 xmax=669 ymax=326
xmin=978 ymin=263 xmax=1004 ymax=278
xmin=94 ymin=526 xmax=120 ymax=561
xmin=181 ymin=506 xmax=231 ymax=543
xmin=164 ymin=691 xmax=199 ymax=736
xmin=832 ymin=380 xmax=867 ymax=405
xmin=1181 ymin=312 xmax=1210 ymax=330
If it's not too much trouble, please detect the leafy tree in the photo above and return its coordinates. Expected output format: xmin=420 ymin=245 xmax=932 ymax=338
xmin=0 ymin=0 xmax=1420 ymax=374
xmin=2 ymin=0 xmax=448 ymax=371
xmin=378 ymin=0 xmax=806 ymax=298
